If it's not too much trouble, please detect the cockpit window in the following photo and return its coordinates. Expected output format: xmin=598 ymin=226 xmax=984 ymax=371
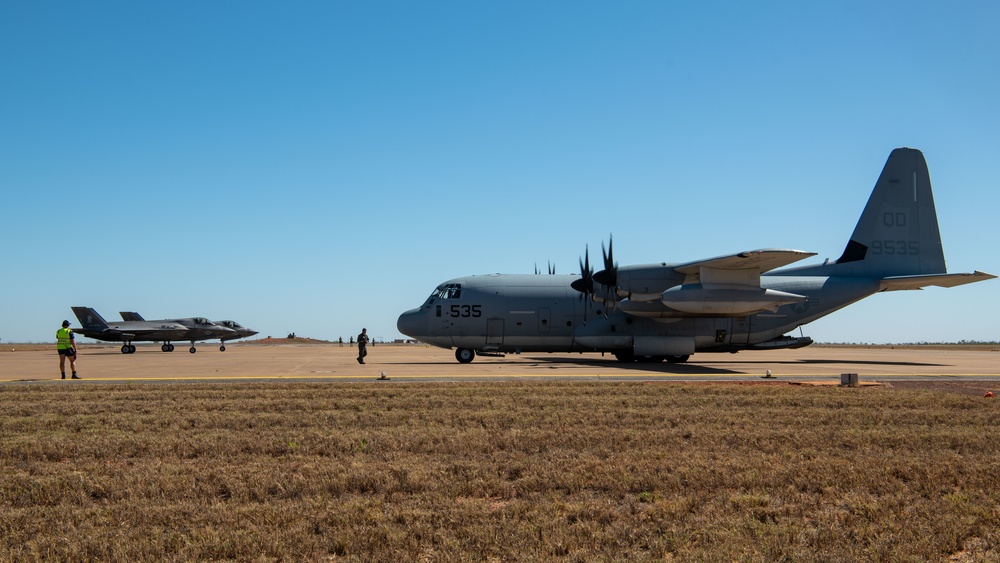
xmin=430 ymin=283 xmax=462 ymax=300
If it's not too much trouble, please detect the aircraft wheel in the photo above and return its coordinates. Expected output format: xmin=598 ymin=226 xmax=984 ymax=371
xmin=121 ymin=345 xmax=130 ymax=354
xmin=455 ymin=348 xmax=475 ymax=364
xmin=161 ymin=344 xmax=170 ymax=352
xmin=220 ymin=345 xmax=226 ymax=352
xmin=168 ymin=344 xmax=175 ymax=352
xmin=665 ymin=355 xmax=690 ymax=364
xmin=189 ymin=347 xmax=197 ymax=354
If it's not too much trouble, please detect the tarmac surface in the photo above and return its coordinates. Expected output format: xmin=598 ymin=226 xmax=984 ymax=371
xmin=1 ymin=342 xmax=998 ymax=385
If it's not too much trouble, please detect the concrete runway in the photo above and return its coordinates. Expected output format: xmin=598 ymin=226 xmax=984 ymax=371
xmin=1 ymin=343 xmax=998 ymax=384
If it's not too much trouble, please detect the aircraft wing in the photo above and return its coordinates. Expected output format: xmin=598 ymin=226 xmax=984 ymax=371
xmin=673 ymin=249 xmax=817 ymax=284
xmin=879 ymin=271 xmax=997 ymax=291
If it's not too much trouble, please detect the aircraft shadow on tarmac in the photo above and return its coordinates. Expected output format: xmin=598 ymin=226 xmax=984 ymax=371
xmin=491 ymin=356 xmax=745 ymax=375
xmin=86 ymin=348 xmax=214 ymax=356
xmin=383 ymin=357 xmax=741 ymax=375
xmin=389 ymin=354 xmax=948 ymax=375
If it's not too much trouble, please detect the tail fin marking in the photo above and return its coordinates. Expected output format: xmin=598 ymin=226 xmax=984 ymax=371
xmin=835 ymin=148 xmax=946 ymax=277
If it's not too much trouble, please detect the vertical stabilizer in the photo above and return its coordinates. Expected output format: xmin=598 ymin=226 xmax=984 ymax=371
xmin=72 ymin=307 xmax=109 ymax=330
xmin=834 ymin=148 xmax=946 ymax=276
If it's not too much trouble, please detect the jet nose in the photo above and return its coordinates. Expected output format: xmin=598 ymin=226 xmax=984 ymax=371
xmin=245 ymin=329 xmax=258 ymax=337
xmin=397 ymin=307 xmax=426 ymax=338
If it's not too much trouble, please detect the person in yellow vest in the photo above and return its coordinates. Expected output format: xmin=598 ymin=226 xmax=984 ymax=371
xmin=56 ymin=320 xmax=80 ymax=379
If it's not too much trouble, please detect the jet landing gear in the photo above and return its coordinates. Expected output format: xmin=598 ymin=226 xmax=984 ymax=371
xmin=161 ymin=343 xmax=176 ymax=352
xmin=120 ymin=344 xmax=137 ymax=354
xmin=220 ymin=344 xmax=226 ymax=352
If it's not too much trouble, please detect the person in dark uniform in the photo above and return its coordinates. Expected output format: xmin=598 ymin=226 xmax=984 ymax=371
xmin=357 ymin=328 xmax=369 ymax=364
xmin=56 ymin=320 xmax=80 ymax=379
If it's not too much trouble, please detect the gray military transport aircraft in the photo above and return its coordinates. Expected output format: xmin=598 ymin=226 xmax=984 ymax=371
xmin=397 ymin=148 xmax=995 ymax=364
xmin=120 ymin=312 xmax=258 ymax=351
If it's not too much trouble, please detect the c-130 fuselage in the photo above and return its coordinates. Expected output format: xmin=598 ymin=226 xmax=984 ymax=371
xmin=397 ymin=149 xmax=994 ymax=363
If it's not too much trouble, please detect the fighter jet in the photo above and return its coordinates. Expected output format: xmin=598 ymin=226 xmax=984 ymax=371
xmin=118 ymin=311 xmax=257 ymax=352
xmin=118 ymin=312 xmax=240 ymax=352
xmin=214 ymin=320 xmax=259 ymax=349
xmin=398 ymin=148 xmax=996 ymax=364
xmin=71 ymin=307 xmax=190 ymax=354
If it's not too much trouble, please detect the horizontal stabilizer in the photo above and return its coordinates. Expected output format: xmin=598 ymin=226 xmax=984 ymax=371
xmin=879 ymin=270 xmax=996 ymax=291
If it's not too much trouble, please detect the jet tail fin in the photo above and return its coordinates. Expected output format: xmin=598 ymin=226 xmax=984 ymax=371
xmin=72 ymin=307 xmax=110 ymax=330
xmin=120 ymin=312 xmax=145 ymax=322
xmin=834 ymin=148 xmax=946 ymax=277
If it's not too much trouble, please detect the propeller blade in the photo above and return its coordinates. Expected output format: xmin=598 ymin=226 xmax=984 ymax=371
xmin=570 ymin=245 xmax=594 ymax=295
xmin=594 ymin=235 xmax=618 ymax=287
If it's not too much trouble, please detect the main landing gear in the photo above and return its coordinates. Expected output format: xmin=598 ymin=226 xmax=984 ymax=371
xmin=120 ymin=343 xmax=137 ymax=354
xmin=157 ymin=342 xmax=197 ymax=353
xmin=455 ymin=348 xmax=475 ymax=363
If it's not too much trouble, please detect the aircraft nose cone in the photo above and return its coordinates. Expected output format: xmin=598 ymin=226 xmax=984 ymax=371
xmin=397 ymin=307 xmax=425 ymax=338
xmin=245 ymin=329 xmax=258 ymax=337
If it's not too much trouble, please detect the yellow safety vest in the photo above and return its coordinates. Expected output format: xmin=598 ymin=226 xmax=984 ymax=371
xmin=56 ymin=327 xmax=74 ymax=350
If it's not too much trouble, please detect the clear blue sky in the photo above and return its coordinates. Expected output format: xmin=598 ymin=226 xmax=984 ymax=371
xmin=2 ymin=1 xmax=997 ymax=345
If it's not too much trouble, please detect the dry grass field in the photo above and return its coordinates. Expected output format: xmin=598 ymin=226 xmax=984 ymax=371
xmin=2 ymin=380 xmax=999 ymax=561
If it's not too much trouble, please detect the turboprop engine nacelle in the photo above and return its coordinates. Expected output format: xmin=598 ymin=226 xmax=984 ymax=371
xmin=660 ymin=285 xmax=806 ymax=316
